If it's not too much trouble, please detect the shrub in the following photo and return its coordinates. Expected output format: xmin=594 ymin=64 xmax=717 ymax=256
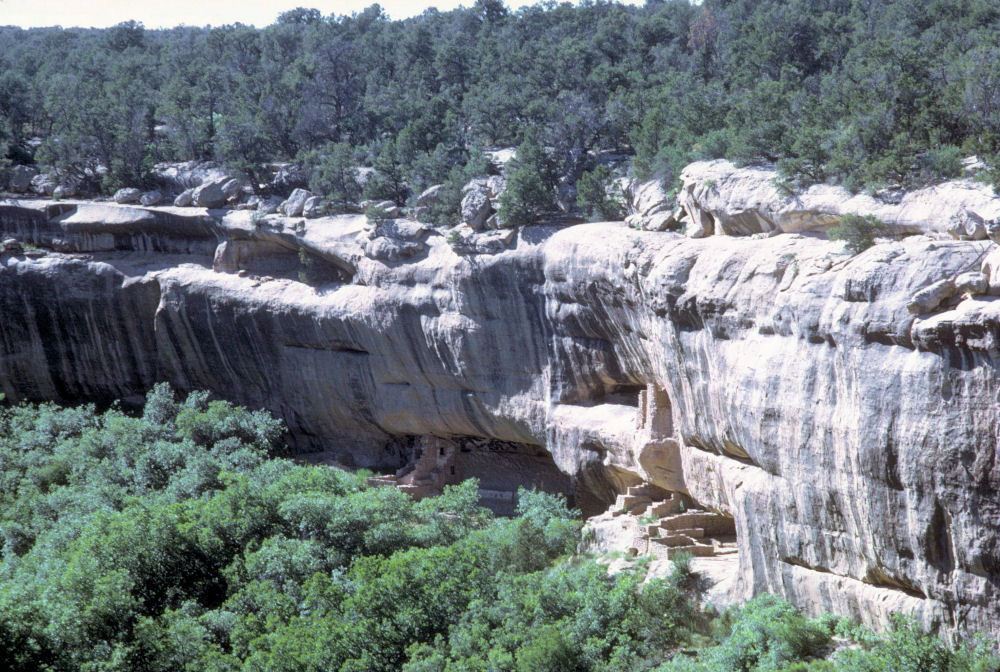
xmin=365 ymin=203 xmax=392 ymax=228
xmin=827 ymin=213 xmax=886 ymax=254
xmin=659 ymin=595 xmax=830 ymax=672
xmin=834 ymin=615 xmax=1000 ymax=672
xmin=577 ymin=165 xmax=626 ymax=221
xmin=497 ymin=129 xmax=557 ymax=228
xmin=420 ymin=149 xmax=491 ymax=226
xmin=918 ymin=145 xmax=964 ymax=181
xmin=305 ymin=142 xmax=363 ymax=206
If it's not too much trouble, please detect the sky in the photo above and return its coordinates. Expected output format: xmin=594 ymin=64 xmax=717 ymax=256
xmin=0 ymin=0 xmax=645 ymax=29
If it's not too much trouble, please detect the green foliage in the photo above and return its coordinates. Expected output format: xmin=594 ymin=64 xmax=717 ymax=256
xmin=497 ymin=130 xmax=557 ymax=227
xmin=827 ymin=214 xmax=888 ymax=255
xmin=363 ymin=138 xmax=409 ymax=205
xmin=365 ymin=203 xmax=393 ymax=227
xmin=656 ymin=595 xmax=831 ymax=672
xmin=577 ymin=165 xmax=626 ymax=221
xmin=2 ymin=1 xmax=998 ymax=194
xmin=0 ymin=390 xmax=996 ymax=672
xmin=421 ymin=149 xmax=492 ymax=226
xmin=297 ymin=246 xmax=319 ymax=285
xmin=835 ymin=615 xmax=1000 ymax=672
xmin=304 ymin=141 xmax=363 ymax=209
xmin=0 ymin=389 xmax=710 ymax=672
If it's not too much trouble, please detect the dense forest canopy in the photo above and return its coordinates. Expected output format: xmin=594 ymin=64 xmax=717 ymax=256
xmin=1 ymin=0 xmax=999 ymax=207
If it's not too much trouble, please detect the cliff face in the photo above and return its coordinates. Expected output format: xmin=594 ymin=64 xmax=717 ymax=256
xmin=1 ymin=192 xmax=999 ymax=640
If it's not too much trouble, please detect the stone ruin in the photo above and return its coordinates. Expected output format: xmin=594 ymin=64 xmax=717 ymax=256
xmin=367 ymin=435 xmax=573 ymax=515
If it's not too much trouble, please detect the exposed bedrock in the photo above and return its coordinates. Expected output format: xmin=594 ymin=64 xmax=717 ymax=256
xmin=1 ymin=197 xmax=999 ymax=640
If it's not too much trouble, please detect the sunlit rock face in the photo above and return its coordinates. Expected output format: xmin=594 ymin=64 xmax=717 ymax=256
xmin=2 ymin=194 xmax=1000 ymax=641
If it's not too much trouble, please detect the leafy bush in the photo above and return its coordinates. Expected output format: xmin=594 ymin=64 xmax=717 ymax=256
xmin=835 ymin=615 xmax=1000 ymax=672
xmin=420 ymin=149 xmax=492 ymax=226
xmin=577 ymin=165 xmax=626 ymax=221
xmin=827 ymin=214 xmax=887 ymax=254
xmin=657 ymin=595 xmax=831 ymax=672
xmin=304 ymin=142 xmax=363 ymax=209
xmin=365 ymin=203 xmax=393 ymax=228
xmin=0 ymin=389 xmax=700 ymax=672
xmin=497 ymin=129 xmax=557 ymax=228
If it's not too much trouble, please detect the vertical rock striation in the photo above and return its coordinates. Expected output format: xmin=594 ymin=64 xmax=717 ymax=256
xmin=1 ymin=198 xmax=999 ymax=639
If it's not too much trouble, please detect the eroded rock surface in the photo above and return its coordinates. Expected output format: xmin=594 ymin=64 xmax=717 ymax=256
xmin=679 ymin=159 xmax=1000 ymax=240
xmin=1 ymin=192 xmax=999 ymax=641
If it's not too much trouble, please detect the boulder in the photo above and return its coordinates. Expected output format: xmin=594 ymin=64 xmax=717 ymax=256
xmin=258 ymin=196 xmax=284 ymax=215
xmin=52 ymin=184 xmax=77 ymax=200
xmin=644 ymin=211 xmax=678 ymax=232
xmin=9 ymin=165 xmax=38 ymax=193
xmin=221 ymin=178 xmax=242 ymax=201
xmin=907 ymin=279 xmax=957 ymax=314
xmin=173 ymin=188 xmax=195 ymax=207
xmin=114 ymin=188 xmax=142 ymax=204
xmin=677 ymin=159 xmax=1000 ymax=240
xmin=485 ymin=175 xmax=506 ymax=199
xmin=151 ymin=161 xmax=229 ymax=191
xmin=193 ymin=178 xmax=229 ymax=209
xmin=461 ymin=188 xmax=491 ymax=231
xmin=360 ymin=200 xmax=401 ymax=218
xmin=303 ymin=196 xmax=321 ymax=218
xmin=271 ymin=163 xmax=310 ymax=194
xmin=448 ymin=225 xmax=517 ymax=254
xmin=626 ymin=177 xmax=672 ymax=218
xmin=416 ymin=184 xmax=443 ymax=207
xmin=30 ymin=173 xmax=57 ymax=196
xmin=139 ymin=190 xmax=162 ymax=206
xmin=2 ymin=238 xmax=22 ymax=253
xmin=281 ymin=188 xmax=314 ymax=217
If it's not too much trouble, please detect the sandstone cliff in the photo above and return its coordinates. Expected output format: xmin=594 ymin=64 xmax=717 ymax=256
xmin=1 ymin=183 xmax=999 ymax=641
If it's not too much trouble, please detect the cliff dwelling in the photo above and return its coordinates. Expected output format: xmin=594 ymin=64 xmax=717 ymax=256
xmin=367 ymin=435 xmax=574 ymax=516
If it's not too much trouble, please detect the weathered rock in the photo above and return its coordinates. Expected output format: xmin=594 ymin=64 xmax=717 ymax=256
xmin=152 ymin=161 xmax=230 ymax=191
xmin=221 ymin=178 xmax=242 ymax=201
xmin=2 ymin=192 xmax=1000 ymax=642
xmin=416 ymin=184 xmax=443 ymax=207
xmin=114 ymin=188 xmax=142 ymax=204
xmin=173 ymin=188 xmax=195 ymax=207
xmin=51 ymin=184 xmax=77 ymax=200
xmin=281 ymin=188 xmax=313 ymax=217
xmin=270 ymin=163 xmax=309 ymax=194
xmin=2 ymin=238 xmax=21 ymax=253
xmin=907 ymin=278 xmax=956 ymax=314
xmin=447 ymin=225 xmax=516 ymax=254
xmin=192 ymin=178 xmax=229 ymax=209
xmin=9 ymin=165 xmax=38 ymax=193
xmin=461 ymin=188 xmax=491 ymax=230
xmin=258 ymin=196 xmax=283 ymax=214
xmin=139 ymin=190 xmax=162 ymax=206
xmin=30 ymin=173 xmax=57 ymax=196
xmin=363 ymin=235 xmax=427 ymax=261
xmin=303 ymin=196 xmax=321 ymax=218
xmin=620 ymin=176 xmax=678 ymax=230
xmin=360 ymin=199 xmax=400 ymax=218
xmin=679 ymin=159 xmax=1000 ymax=240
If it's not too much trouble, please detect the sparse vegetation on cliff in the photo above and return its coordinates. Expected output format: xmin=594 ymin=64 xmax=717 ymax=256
xmin=828 ymin=214 xmax=888 ymax=255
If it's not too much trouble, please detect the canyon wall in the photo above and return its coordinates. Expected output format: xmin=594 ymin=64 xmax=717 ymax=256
xmin=1 ymin=185 xmax=999 ymax=641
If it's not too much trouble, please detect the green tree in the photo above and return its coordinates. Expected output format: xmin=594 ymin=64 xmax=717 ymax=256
xmin=498 ymin=129 xmax=557 ymax=227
